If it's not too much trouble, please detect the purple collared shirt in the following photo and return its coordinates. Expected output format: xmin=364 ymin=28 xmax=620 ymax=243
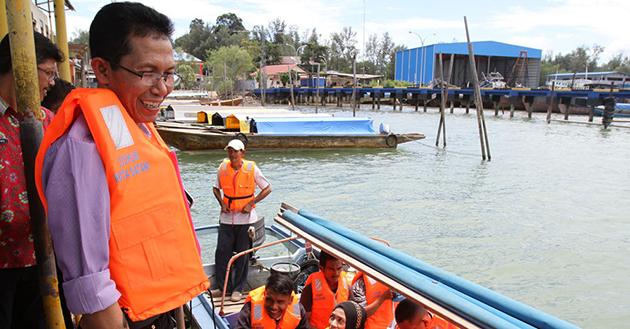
xmin=41 ymin=115 xmax=119 ymax=314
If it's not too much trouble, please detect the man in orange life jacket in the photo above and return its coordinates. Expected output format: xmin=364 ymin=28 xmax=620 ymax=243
xmin=349 ymin=272 xmax=395 ymax=329
xmin=235 ymin=272 xmax=308 ymax=329
xmin=395 ymin=299 xmax=431 ymax=329
xmin=299 ymin=251 xmax=351 ymax=329
xmin=35 ymin=3 xmax=208 ymax=328
xmin=212 ymin=139 xmax=272 ymax=302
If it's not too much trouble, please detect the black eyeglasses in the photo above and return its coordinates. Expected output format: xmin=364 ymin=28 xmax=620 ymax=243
xmin=37 ymin=67 xmax=59 ymax=82
xmin=118 ymin=64 xmax=179 ymax=87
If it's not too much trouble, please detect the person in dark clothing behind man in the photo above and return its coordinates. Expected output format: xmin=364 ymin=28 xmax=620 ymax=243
xmin=0 ymin=31 xmax=63 ymax=329
xmin=41 ymin=78 xmax=75 ymax=113
xmin=235 ymin=272 xmax=309 ymax=329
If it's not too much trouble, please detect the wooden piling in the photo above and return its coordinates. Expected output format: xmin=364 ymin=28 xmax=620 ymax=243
xmin=546 ymin=82 xmax=555 ymax=123
xmin=464 ymin=16 xmax=490 ymax=161
xmin=436 ymin=53 xmax=447 ymax=147
xmin=509 ymin=103 xmax=515 ymax=118
xmin=588 ymin=106 xmax=594 ymax=122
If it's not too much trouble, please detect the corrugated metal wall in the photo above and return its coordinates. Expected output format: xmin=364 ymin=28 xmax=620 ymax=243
xmin=396 ymin=41 xmax=542 ymax=87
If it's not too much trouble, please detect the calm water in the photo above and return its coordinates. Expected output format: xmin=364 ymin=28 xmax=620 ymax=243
xmin=176 ymin=105 xmax=630 ymax=328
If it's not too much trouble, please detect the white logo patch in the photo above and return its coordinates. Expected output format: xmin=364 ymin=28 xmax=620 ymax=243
xmin=100 ymin=105 xmax=133 ymax=150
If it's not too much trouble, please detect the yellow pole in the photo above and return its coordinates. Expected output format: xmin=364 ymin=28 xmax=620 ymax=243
xmin=53 ymin=0 xmax=70 ymax=81
xmin=6 ymin=0 xmax=66 ymax=328
xmin=0 ymin=0 xmax=8 ymax=38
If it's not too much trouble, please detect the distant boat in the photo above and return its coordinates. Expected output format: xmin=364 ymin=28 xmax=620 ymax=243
xmin=592 ymin=103 xmax=630 ymax=118
xmin=155 ymin=121 xmax=424 ymax=150
xmin=200 ymin=97 xmax=243 ymax=106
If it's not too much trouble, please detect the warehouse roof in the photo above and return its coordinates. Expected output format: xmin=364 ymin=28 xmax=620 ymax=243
xmin=404 ymin=41 xmax=542 ymax=59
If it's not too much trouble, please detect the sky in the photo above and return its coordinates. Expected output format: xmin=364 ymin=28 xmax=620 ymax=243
xmin=63 ymin=0 xmax=630 ymax=63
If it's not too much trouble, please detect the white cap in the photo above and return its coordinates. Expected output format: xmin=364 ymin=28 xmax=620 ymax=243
xmin=224 ymin=139 xmax=245 ymax=151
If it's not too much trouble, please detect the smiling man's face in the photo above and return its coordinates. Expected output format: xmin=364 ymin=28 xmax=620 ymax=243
xmin=104 ymin=34 xmax=175 ymax=123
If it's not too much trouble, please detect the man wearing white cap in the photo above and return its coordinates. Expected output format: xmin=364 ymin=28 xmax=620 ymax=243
xmin=212 ymin=139 xmax=271 ymax=301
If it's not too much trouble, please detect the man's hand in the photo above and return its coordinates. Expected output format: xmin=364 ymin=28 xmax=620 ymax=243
xmin=79 ymin=302 xmax=128 ymax=329
xmin=241 ymin=201 xmax=253 ymax=213
xmin=220 ymin=202 xmax=229 ymax=213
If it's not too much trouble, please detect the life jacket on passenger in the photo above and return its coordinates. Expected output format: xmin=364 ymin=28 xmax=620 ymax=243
xmin=428 ymin=313 xmax=459 ymax=329
xmin=218 ymin=158 xmax=256 ymax=212
xmin=351 ymin=272 xmax=395 ymax=329
xmin=305 ymin=270 xmax=351 ymax=329
xmin=247 ymin=285 xmax=302 ymax=329
xmin=34 ymin=88 xmax=209 ymax=321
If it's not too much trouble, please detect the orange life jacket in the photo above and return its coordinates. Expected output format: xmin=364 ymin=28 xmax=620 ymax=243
xmin=352 ymin=272 xmax=394 ymax=329
xmin=305 ymin=270 xmax=350 ymax=329
xmin=429 ymin=313 xmax=459 ymax=329
xmin=247 ymin=285 xmax=302 ymax=329
xmin=218 ymin=159 xmax=256 ymax=212
xmin=34 ymin=88 xmax=209 ymax=321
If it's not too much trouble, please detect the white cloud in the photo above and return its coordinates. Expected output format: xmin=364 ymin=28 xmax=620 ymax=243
xmin=487 ymin=0 xmax=630 ymax=60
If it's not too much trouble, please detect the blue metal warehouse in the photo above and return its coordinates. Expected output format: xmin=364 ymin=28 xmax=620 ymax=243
xmin=395 ymin=41 xmax=542 ymax=88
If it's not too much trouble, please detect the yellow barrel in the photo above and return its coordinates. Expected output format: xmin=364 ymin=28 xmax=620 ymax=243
xmin=197 ymin=111 xmax=208 ymax=123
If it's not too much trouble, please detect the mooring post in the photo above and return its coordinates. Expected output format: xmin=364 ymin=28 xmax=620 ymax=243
xmin=7 ymin=0 xmax=66 ymax=327
xmin=423 ymin=98 xmax=428 ymax=112
xmin=450 ymin=100 xmax=455 ymax=113
xmin=509 ymin=103 xmax=515 ymax=118
xmin=588 ymin=105 xmax=594 ymax=122
xmin=372 ymin=91 xmax=376 ymax=109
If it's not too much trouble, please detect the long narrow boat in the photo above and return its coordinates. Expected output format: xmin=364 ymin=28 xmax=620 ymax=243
xmin=155 ymin=121 xmax=424 ymax=150
xmin=187 ymin=203 xmax=578 ymax=329
xmin=199 ymin=97 xmax=244 ymax=106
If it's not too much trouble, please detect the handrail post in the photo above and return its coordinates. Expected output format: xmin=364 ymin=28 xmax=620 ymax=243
xmin=7 ymin=0 xmax=66 ymax=328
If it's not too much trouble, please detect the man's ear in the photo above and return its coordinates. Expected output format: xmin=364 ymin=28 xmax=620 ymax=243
xmin=91 ymin=57 xmax=112 ymax=86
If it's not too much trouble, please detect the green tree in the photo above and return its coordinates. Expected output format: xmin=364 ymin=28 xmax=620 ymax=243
xmin=206 ymin=46 xmax=254 ymax=96
xmin=174 ymin=18 xmax=213 ymax=60
xmin=300 ymin=28 xmax=328 ymax=65
xmin=328 ymin=27 xmax=358 ymax=72
xmin=70 ymin=30 xmax=89 ymax=44
xmin=176 ymin=63 xmax=196 ymax=90
xmin=603 ymin=52 xmax=630 ymax=74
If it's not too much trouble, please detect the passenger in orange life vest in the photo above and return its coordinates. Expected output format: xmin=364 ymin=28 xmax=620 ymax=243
xmin=394 ymin=299 xmax=432 ymax=329
xmin=235 ymin=272 xmax=309 ymax=329
xmin=35 ymin=3 xmax=208 ymax=328
xmin=349 ymin=271 xmax=395 ymax=329
xmin=299 ymin=251 xmax=351 ymax=329
xmin=212 ymin=139 xmax=272 ymax=302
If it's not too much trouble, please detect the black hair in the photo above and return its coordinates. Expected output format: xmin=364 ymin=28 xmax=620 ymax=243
xmin=265 ymin=272 xmax=294 ymax=296
xmin=0 ymin=31 xmax=64 ymax=75
xmin=89 ymin=2 xmax=174 ymax=68
xmin=395 ymin=299 xmax=425 ymax=324
xmin=319 ymin=250 xmax=338 ymax=268
xmin=41 ymin=78 xmax=75 ymax=113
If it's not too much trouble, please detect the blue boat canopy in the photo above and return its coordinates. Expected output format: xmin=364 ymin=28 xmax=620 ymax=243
xmin=251 ymin=117 xmax=377 ymax=136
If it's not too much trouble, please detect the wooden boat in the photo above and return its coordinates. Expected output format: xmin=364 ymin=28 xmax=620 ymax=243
xmin=155 ymin=121 xmax=425 ymax=150
xmin=187 ymin=203 xmax=577 ymax=329
xmin=199 ymin=97 xmax=243 ymax=106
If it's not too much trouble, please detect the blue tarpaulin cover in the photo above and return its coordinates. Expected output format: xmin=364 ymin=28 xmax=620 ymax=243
xmin=251 ymin=117 xmax=377 ymax=135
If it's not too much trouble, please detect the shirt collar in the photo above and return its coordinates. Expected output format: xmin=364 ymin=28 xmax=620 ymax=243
xmin=0 ymin=96 xmax=9 ymax=116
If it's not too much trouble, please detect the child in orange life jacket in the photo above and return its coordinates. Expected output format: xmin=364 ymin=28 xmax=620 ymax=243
xmin=300 ymin=251 xmax=351 ymax=329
